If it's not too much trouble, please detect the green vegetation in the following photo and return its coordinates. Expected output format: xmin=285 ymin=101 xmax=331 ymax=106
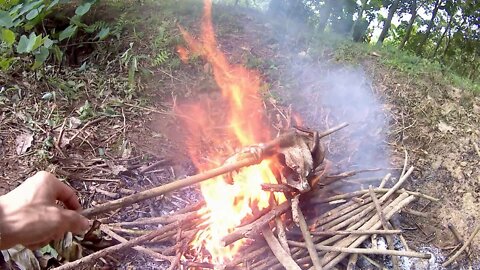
xmin=229 ymin=0 xmax=480 ymax=92
xmin=0 ymin=0 xmax=110 ymax=70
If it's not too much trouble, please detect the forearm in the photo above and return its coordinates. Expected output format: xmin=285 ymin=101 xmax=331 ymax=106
xmin=0 ymin=195 xmax=9 ymax=249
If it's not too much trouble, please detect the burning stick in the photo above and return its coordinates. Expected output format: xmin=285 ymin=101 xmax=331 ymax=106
xmin=82 ymin=131 xmax=298 ymax=217
xmin=221 ymin=201 xmax=291 ymax=246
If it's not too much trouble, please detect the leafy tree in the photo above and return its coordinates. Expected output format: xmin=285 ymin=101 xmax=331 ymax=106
xmin=415 ymin=0 xmax=443 ymax=53
xmin=377 ymin=0 xmax=401 ymax=44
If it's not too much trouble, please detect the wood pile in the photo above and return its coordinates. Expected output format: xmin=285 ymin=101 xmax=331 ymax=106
xmin=54 ymin=124 xmax=442 ymax=270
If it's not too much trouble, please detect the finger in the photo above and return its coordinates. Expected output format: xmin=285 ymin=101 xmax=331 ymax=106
xmin=62 ymin=209 xmax=90 ymax=234
xmin=48 ymin=176 xmax=82 ymax=210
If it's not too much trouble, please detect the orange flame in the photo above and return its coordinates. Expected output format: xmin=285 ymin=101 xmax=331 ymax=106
xmin=178 ymin=0 xmax=285 ymax=264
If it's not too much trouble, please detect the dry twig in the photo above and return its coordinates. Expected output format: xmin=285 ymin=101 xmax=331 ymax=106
xmin=292 ymin=195 xmax=322 ymax=270
xmin=443 ymin=224 xmax=480 ymax=267
xmin=262 ymin=226 xmax=302 ymax=270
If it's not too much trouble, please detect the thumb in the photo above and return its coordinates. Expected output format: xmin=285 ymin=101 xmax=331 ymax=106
xmin=62 ymin=209 xmax=90 ymax=234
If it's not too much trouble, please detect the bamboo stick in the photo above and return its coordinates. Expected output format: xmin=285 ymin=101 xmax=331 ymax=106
xmin=288 ymin=240 xmax=431 ymax=259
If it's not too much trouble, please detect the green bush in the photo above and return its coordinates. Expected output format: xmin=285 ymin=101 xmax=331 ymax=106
xmin=0 ymin=0 xmax=109 ymax=70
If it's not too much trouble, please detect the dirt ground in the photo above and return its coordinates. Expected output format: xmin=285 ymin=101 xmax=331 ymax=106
xmin=0 ymin=2 xmax=479 ymax=270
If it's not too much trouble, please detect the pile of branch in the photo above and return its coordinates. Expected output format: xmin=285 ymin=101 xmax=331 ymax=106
xmin=53 ymin=125 xmax=442 ymax=270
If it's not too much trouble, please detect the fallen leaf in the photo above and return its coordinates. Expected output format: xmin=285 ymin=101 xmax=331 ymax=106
xmin=106 ymin=160 xmax=128 ymax=175
xmin=51 ymin=232 xmax=83 ymax=262
xmin=68 ymin=117 xmax=82 ymax=129
xmin=15 ymin=133 xmax=33 ymax=155
xmin=1 ymin=245 xmax=41 ymax=270
xmin=438 ymin=121 xmax=454 ymax=133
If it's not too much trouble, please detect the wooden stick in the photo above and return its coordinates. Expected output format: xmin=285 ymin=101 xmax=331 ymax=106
xmin=100 ymin=225 xmax=174 ymax=262
xmin=288 ymin=240 xmax=431 ymax=259
xmin=379 ymin=173 xmax=391 ymax=189
xmin=443 ymin=224 xmax=480 ymax=267
xmin=360 ymin=254 xmax=386 ymax=269
xmin=306 ymin=194 xmax=410 ymax=267
xmin=275 ymin=215 xmax=290 ymax=254
xmin=311 ymin=229 xmax=402 ymax=236
xmin=82 ymin=157 xmax=259 ymax=217
xmin=108 ymin=212 xmax=197 ymax=227
xmin=221 ymin=201 xmax=290 ymax=246
xmin=83 ymin=131 xmax=298 ymax=217
xmin=368 ymin=186 xmax=400 ymax=270
xmin=322 ymin=194 xmax=416 ymax=269
xmin=53 ymin=221 xmax=181 ymax=270
xmin=261 ymin=183 xmax=296 ymax=193
xmin=139 ymin=159 xmax=170 ymax=173
xmin=227 ymin=246 xmax=270 ymax=267
xmin=447 ymin=223 xmax=471 ymax=258
xmin=262 ymin=226 xmax=302 ymax=270
xmin=292 ymin=195 xmax=322 ymax=270
xmin=403 ymin=208 xmax=430 ymax=218
xmin=347 ymin=254 xmax=358 ymax=270
xmin=312 ymin=196 xmax=373 ymax=228
xmin=311 ymin=187 xmax=438 ymax=204
xmin=400 ymin=149 xmax=409 ymax=178
xmin=379 ymin=166 xmax=413 ymax=203
xmin=318 ymin=122 xmax=349 ymax=138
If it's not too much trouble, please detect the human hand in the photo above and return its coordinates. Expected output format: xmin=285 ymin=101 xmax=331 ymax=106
xmin=0 ymin=171 xmax=90 ymax=250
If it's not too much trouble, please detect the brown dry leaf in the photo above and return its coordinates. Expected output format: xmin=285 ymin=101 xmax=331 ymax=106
xmin=15 ymin=133 xmax=33 ymax=155
xmin=51 ymin=232 xmax=83 ymax=262
xmin=1 ymin=245 xmax=41 ymax=270
xmin=106 ymin=160 xmax=128 ymax=175
xmin=438 ymin=121 xmax=454 ymax=133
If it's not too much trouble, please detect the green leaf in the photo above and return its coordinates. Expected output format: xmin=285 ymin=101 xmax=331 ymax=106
xmin=32 ymin=46 xmax=49 ymax=69
xmin=19 ymin=0 xmax=43 ymax=16
xmin=75 ymin=2 xmax=92 ymax=16
xmin=39 ymin=244 xmax=59 ymax=258
xmin=43 ymin=37 xmax=54 ymax=48
xmin=58 ymin=25 xmax=77 ymax=41
xmin=1 ymin=28 xmax=16 ymax=46
xmin=31 ymin=32 xmax=44 ymax=51
xmin=16 ymin=35 xmax=30 ymax=53
xmin=16 ymin=33 xmax=43 ymax=53
xmin=0 ymin=57 xmax=14 ymax=71
xmin=25 ymin=8 xmax=39 ymax=20
xmin=95 ymin=27 xmax=110 ymax=40
xmin=47 ymin=0 xmax=59 ymax=10
xmin=0 ymin=10 xmax=13 ymax=28
xmin=52 ymin=45 xmax=63 ymax=62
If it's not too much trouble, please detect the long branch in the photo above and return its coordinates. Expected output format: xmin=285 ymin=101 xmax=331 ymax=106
xmin=82 ymin=131 xmax=298 ymax=217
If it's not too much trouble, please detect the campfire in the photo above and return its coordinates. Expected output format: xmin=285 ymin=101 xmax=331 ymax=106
xmin=54 ymin=1 xmax=443 ymax=270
